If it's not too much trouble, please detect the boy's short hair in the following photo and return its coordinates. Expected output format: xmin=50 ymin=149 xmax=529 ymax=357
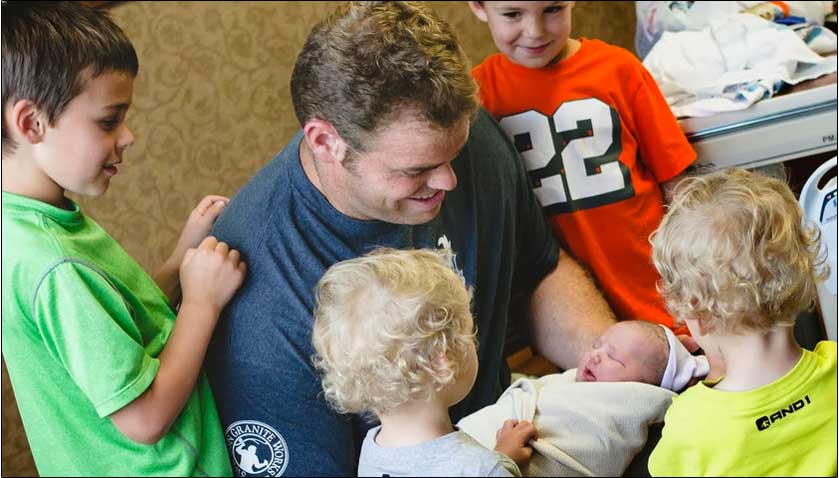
xmin=312 ymin=248 xmax=475 ymax=419
xmin=290 ymin=1 xmax=478 ymax=155
xmin=2 ymin=1 xmax=138 ymax=154
xmin=651 ymin=168 xmax=828 ymax=335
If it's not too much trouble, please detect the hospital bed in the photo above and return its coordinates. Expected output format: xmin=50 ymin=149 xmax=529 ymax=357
xmin=678 ymin=73 xmax=838 ymax=170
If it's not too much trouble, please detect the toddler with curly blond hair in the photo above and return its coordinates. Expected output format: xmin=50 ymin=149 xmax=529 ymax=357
xmin=312 ymin=248 xmax=537 ymax=477
xmin=648 ymin=168 xmax=837 ymax=476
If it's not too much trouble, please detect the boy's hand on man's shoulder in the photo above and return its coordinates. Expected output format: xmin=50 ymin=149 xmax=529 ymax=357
xmin=180 ymin=235 xmax=246 ymax=316
xmin=168 ymin=195 xmax=229 ymax=269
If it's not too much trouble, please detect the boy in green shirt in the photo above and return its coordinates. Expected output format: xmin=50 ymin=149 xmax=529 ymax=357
xmin=2 ymin=2 xmax=246 ymax=475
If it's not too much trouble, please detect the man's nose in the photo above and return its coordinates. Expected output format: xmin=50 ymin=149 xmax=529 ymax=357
xmin=427 ymin=162 xmax=457 ymax=191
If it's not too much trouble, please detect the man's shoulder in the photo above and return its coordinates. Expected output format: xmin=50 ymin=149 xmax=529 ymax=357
xmin=211 ymin=136 xmax=301 ymax=243
xmin=467 ymin=109 xmax=517 ymax=159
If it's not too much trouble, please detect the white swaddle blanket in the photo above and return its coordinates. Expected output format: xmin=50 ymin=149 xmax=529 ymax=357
xmin=643 ymin=13 xmax=837 ymax=117
xmin=457 ymin=371 xmax=676 ymax=477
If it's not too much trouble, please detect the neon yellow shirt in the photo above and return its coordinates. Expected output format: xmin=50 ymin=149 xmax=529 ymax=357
xmin=649 ymin=341 xmax=837 ymax=476
xmin=2 ymin=192 xmax=231 ymax=476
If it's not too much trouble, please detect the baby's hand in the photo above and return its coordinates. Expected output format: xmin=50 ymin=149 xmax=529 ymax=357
xmin=180 ymin=236 xmax=246 ymax=315
xmin=169 ymin=195 xmax=229 ymax=270
xmin=494 ymin=419 xmax=538 ymax=468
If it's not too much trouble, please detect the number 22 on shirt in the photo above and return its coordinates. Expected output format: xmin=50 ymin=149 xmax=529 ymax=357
xmin=500 ymin=97 xmax=634 ymax=214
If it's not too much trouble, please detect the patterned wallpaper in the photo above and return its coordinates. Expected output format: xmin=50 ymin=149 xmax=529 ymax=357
xmin=1 ymin=2 xmax=636 ymax=475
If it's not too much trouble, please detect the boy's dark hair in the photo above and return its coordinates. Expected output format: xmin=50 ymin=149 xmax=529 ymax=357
xmin=1 ymin=1 xmax=138 ymax=154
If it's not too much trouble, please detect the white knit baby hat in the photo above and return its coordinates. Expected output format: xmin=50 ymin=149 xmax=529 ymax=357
xmin=659 ymin=325 xmax=710 ymax=392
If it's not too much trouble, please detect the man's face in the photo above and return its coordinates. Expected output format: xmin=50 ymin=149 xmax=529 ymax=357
xmin=332 ymin=115 xmax=470 ymax=225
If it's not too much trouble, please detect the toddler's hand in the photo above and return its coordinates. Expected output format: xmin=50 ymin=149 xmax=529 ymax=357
xmin=494 ymin=419 xmax=538 ymax=468
xmin=180 ymin=236 xmax=246 ymax=315
xmin=168 ymin=195 xmax=229 ymax=270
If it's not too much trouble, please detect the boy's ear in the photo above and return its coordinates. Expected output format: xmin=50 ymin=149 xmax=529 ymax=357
xmin=302 ymin=118 xmax=349 ymax=166
xmin=10 ymin=99 xmax=47 ymax=145
xmin=434 ymin=352 xmax=455 ymax=378
xmin=467 ymin=1 xmax=489 ymax=22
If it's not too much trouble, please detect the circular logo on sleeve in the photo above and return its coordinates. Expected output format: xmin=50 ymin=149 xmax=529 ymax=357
xmin=225 ymin=420 xmax=289 ymax=477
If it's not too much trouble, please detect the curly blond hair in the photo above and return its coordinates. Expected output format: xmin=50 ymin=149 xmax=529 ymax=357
xmin=651 ymin=168 xmax=829 ymax=335
xmin=312 ymin=248 xmax=475 ymax=419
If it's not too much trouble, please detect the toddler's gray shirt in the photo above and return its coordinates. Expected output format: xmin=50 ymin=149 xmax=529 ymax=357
xmin=358 ymin=426 xmax=520 ymax=477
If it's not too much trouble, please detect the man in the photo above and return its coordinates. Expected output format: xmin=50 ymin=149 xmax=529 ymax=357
xmin=206 ymin=2 xmax=615 ymax=476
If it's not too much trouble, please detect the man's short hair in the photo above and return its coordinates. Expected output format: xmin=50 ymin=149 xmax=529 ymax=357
xmin=651 ymin=168 xmax=829 ymax=335
xmin=290 ymin=1 xmax=478 ymax=154
xmin=312 ymin=248 xmax=475 ymax=420
xmin=2 ymin=1 xmax=138 ymax=154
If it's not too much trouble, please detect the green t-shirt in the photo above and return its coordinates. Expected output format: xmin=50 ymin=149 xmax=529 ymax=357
xmin=649 ymin=340 xmax=838 ymax=477
xmin=2 ymin=192 xmax=232 ymax=477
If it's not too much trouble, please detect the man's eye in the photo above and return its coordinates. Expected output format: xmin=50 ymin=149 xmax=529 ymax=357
xmin=545 ymin=6 xmax=564 ymax=14
xmin=501 ymin=11 xmax=521 ymax=19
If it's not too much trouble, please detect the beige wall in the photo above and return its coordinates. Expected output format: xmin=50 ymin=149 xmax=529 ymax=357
xmin=1 ymin=2 xmax=636 ymax=475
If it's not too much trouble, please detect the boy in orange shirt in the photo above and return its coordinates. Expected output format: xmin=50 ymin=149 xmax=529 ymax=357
xmin=469 ymin=1 xmax=696 ymax=334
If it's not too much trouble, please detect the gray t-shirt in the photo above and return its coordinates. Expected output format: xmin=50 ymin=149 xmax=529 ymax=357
xmin=358 ymin=426 xmax=520 ymax=477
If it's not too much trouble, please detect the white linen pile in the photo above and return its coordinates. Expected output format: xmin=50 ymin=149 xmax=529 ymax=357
xmin=643 ymin=13 xmax=837 ymax=117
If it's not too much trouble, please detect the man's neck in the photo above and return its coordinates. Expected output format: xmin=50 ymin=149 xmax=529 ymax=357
xmin=375 ymin=399 xmax=454 ymax=448
xmin=712 ymin=326 xmax=802 ymax=392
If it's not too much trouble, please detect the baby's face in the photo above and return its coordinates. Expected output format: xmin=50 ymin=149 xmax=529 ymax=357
xmin=576 ymin=322 xmax=657 ymax=384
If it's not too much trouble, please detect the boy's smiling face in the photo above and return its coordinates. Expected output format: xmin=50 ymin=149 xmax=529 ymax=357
xmin=470 ymin=1 xmax=575 ymax=69
xmin=31 ymin=69 xmax=134 ymax=205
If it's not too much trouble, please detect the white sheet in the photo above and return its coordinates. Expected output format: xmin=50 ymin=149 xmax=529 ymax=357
xmin=643 ymin=13 xmax=838 ymax=117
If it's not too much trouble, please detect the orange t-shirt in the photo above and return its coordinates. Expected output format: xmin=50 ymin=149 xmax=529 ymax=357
xmin=473 ymin=39 xmax=696 ymax=334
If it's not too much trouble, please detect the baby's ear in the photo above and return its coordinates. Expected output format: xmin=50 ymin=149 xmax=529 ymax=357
xmin=467 ymin=1 xmax=489 ymax=22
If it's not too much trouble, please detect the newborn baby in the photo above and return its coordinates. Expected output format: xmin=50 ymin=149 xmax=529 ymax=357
xmin=576 ymin=320 xmax=709 ymax=392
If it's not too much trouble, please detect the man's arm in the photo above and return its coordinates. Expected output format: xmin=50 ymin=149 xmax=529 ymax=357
xmin=529 ymin=249 xmax=617 ymax=370
xmin=205 ymin=289 xmax=359 ymax=477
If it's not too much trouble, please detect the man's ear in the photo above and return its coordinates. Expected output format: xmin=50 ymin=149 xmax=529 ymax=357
xmin=9 ymin=99 xmax=47 ymax=145
xmin=302 ymin=118 xmax=349 ymax=166
xmin=467 ymin=1 xmax=489 ymax=22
